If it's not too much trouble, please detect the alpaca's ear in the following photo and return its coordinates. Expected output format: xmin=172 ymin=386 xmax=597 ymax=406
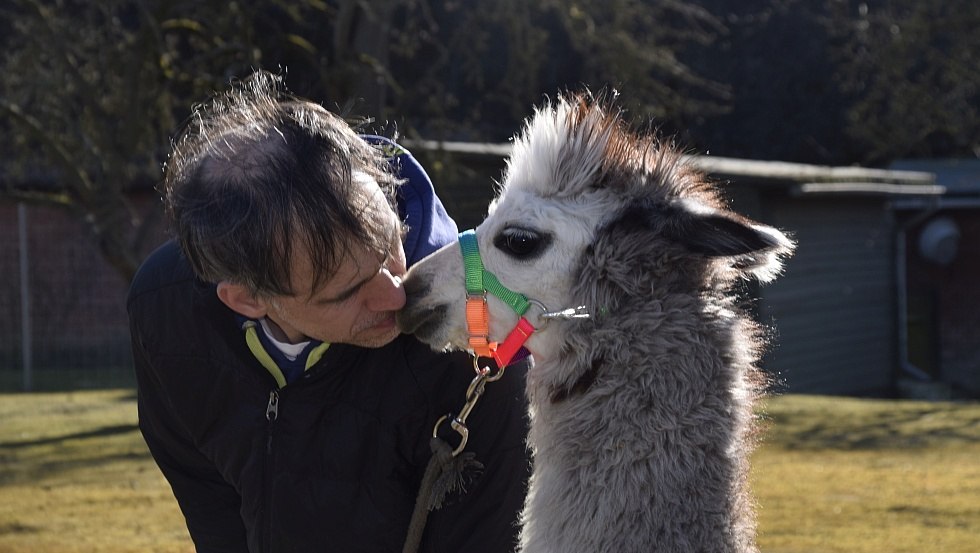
xmin=610 ymin=198 xmax=794 ymax=281
xmin=662 ymin=199 xmax=783 ymax=256
xmin=662 ymin=198 xmax=795 ymax=281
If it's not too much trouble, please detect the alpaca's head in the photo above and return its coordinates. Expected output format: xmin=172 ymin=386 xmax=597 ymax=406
xmin=397 ymin=93 xmax=794 ymax=367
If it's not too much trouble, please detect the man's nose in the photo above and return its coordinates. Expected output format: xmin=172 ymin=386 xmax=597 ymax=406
xmin=365 ymin=267 xmax=406 ymax=311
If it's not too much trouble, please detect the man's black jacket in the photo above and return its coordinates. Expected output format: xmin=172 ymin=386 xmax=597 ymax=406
xmin=128 ymin=240 xmax=530 ymax=552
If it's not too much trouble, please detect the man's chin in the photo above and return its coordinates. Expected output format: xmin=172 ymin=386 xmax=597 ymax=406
xmin=351 ymin=326 xmax=402 ymax=349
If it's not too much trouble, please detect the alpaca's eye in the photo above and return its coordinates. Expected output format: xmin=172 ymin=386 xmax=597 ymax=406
xmin=494 ymin=227 xmax=549 ymax=260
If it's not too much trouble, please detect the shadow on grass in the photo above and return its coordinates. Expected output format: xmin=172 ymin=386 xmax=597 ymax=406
xmin=0 ymin=415 xmax=151 ymax=486
xmin=0 ymin=448 xmax=154 ymax=486
xmin=1 ymin=424 xmax=140 ymax=449
xmin=0 ymin=521 xmax=42 ymax=534
xmin=114 ymin=389 xmax=138 ymax=402
xmin=762 ymin=399 xmax=980 ymax=451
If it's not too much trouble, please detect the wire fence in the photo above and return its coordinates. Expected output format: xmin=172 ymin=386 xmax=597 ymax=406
xmin=0 ymin=201 xmax=157 ymax=392
xmin=0 ymin=150 xmax=501 ymax=394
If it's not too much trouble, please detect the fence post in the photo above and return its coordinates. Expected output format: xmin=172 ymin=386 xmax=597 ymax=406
xmin=18 ymin=202 xmax=33 ymax=392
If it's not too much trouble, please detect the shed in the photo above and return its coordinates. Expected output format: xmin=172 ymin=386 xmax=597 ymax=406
xmin=888 ymin=159 xmax=980 ymax=398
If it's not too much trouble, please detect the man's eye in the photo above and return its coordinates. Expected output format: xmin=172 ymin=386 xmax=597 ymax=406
xmin=493 ymin=227 xmax=550 ymax=260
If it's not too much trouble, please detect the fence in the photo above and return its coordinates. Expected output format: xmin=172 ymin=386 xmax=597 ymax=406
xmin=0 ymin=201 xmax=158 ymax=391
xmin=0 ymin=145 xmax=504 ymax=394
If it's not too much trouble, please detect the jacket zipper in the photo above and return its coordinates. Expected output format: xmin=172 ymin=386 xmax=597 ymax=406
xmin=262 ymin=389 xmax=279 ymax=552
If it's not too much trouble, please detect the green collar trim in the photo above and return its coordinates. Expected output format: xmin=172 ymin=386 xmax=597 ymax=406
xmin=244 ymin=320 xmax=286 ymax=388
xmin=242 ymin=320 xmax=331 ymax=389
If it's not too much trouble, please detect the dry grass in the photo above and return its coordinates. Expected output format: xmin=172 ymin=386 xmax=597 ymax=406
xmin=753 ymin=395 xmax=980 ymax=553
xmin=0 ymin=390 xmax=977 ymax=552
xmin=0 ymin=390 xmax=190 ymax=553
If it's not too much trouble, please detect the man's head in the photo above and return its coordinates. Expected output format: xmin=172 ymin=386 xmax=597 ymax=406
xmin=162 ymin=70 xmax=407 ymax=347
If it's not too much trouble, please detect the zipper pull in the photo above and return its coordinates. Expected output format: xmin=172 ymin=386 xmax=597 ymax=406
xmin=266 ymin=390 xmax=279 ymax=421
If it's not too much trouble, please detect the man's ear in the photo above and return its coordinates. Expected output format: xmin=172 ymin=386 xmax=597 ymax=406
xmin=216 ymin=281 xmax=268 ymax=318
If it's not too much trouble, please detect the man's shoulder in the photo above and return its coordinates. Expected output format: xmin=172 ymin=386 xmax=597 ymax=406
xmin=127 ymin=240 xmax=200 ymax=310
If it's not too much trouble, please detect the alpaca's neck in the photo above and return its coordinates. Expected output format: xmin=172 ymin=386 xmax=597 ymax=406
xmin=520 ymin=319 xmax=759 ymax=553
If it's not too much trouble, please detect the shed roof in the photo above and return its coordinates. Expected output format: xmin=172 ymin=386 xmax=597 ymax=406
xmin=889 ymin=159 xmax=980 ymax=194
xmin=403 ymin=139 xmax=939 ymax=197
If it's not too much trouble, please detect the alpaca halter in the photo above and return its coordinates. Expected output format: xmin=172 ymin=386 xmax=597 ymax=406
xmin=460 ymin=230 xmax=534 ymax=367
xmin=459 ymin=229 xmax=590 ymax=367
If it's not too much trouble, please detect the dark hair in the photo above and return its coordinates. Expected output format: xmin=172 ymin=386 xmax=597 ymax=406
xmin=162 ymin=70 xmax=400 ymax=297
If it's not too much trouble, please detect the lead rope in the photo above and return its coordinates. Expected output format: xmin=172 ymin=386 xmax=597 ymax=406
xmin=401 ymin=437 xmax=461 ymax=553
xmin=402 ymin=358 xmax=504 ymax=553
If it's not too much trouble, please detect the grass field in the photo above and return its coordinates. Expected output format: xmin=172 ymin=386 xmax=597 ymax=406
xmin=0 ymin=390 xmax=978 ymax=552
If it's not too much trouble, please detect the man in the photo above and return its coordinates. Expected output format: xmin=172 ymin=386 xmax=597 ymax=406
xmin=127 ymin=70 xmax=530 ymax=552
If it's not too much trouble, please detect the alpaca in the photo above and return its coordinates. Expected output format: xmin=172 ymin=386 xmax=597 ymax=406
xmin=397 ymin=93 xmax=794 ymax=553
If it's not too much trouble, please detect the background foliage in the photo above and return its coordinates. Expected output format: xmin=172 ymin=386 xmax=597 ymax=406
xmin=1 ymin=0 xmax=978 ymax=280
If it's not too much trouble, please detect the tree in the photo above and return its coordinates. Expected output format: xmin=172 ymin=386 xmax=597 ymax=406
xmin=671 ymin=0 xmax=980 ymax=165
xmin=1 ymin=0 xmax=243 ymax=280
xmin=829 ymin=0 xmax=980 ymax=164
xmin=0 ymin=0 xmax=733 ymax=281
xmin=385 ymin=0 xmax=730 ymax=141
xmin=0 ymin=0 xmax=410 ymax=280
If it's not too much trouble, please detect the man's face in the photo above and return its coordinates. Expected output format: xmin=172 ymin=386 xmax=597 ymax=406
xmin=261 ymin=179 xmax=408 ymax=348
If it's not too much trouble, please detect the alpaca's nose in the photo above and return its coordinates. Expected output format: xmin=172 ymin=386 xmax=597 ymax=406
xmin=396 ymin=274 xmax=432 ymax=334
xmin=396 ymin=273 xmax=452 ymax=343
xmin=401 ymin=269 xmax=430 ymax=301
xmin=396 ymin=301 xmax=448 ymax=337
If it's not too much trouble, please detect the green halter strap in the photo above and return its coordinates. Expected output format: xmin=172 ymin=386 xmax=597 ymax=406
xmin=459 ymin=230 xmax=531 ymax=316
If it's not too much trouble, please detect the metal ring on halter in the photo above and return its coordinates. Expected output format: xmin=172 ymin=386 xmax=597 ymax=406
xmin=473 ymin=355 xmax=507 ymax=382
xmin=524 ymin=299 xmax=551 ymax=327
